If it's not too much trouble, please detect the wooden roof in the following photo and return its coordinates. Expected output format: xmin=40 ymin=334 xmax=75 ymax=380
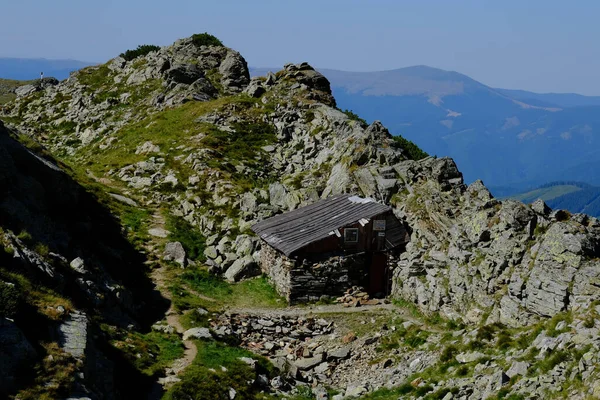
xmin=252 ymin=194 xmax=405 ymax=256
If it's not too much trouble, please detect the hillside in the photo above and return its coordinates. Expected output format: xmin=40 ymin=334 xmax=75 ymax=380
xmin=0 ymin=78 xmax=35 ymax=104
xmin=3 ymin=36 xmax=600 ymax=399
xmin=0 ymin=57 xmax=93 ymax=81
xmin=511 ymin=182 xmax=600 ymax=218
xmin=255 ymin=66 xmax=600 ymax=191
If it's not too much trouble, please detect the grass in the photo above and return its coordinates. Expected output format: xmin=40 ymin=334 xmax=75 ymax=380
xmin=164 ymin=339 xmax=275 ymax=400
xmin=103 ymin=325 xmax=184 ymax=377
xmin=0 ymin=78 xmax=35 ymax=104
xmin=166 ymin=216 xmax=206 ymax=261
xmin=168 ymin=266 xmax=284 ymax=314
xmin=0 ymin=269 xmax=73 ymax=321
xmin=15 ymin=342 xmax=78 ymax=400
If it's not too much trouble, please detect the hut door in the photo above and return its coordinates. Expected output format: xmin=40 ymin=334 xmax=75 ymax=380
xmin=368 ymin=252 xmax=388 ymax=296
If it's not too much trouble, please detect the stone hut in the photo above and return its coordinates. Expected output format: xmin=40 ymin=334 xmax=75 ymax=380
xmin=252 ymin=194 xmax=409 ymax=303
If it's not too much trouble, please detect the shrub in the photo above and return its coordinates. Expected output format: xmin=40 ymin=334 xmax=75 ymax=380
xmin=392 ymin=135 xmax=430 ymax=161
xmin=120 ymin=45 xmax=161 ymax=61
xmin=0 ymin=281 xmax=20 ymax=318
xmin=440 ymin=345 xmax=458 ymax=362
xmin=342 ymin=109 xmax=368 ymax=126
xmin=17 ymin=230 xmax=33 ymax=244
xmin=191 ymin=33 xmax=223 ymax=47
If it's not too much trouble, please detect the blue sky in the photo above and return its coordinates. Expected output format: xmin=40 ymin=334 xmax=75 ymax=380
xmin=2 ymin=0 xmax=599 ymax=94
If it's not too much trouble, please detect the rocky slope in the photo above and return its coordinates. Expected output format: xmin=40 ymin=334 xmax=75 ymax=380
xmin=3 ymin=35 xmax=600 ymax=399
xmin=0 ymin=120 xmax=171 ymax=399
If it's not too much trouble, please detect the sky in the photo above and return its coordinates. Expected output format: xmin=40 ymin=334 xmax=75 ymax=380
xmin=1 ymin=0 xmax=599 ymax=95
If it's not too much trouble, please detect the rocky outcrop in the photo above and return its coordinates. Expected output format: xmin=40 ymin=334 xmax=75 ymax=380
xmin=389 ymin=155 xmax=600 ymax=327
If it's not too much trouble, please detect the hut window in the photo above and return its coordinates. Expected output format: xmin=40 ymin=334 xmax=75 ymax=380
xmin=344 ymin=228 xmax=359 ymax=243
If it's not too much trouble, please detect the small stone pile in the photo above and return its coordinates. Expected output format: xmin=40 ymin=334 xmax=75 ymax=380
xmin=211 ymin=313 xmax=352 ymax=384
xmin=336 ymin=286 xmax=385 ymax=307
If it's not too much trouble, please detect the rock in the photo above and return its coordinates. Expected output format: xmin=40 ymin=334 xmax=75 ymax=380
xmin=69 ymin=257 xmax=87 ymax=274
xmin=314 ymin=362 xmax=329 ymax=374
xmin=456 ymin=352 xmax=485 ymax=363
xmin=224 ymin=255 xmax=257 ymax=282
xmin=204 ymin=246 xmax=218 ymax=259
xmin=182 ymin=327 xmax=212 ymax=340
xmin=506 ymin=361 xmax=530 ymax=378
xmin=58 ymin=311 xmax=88 ymax=358
xmin=228 ymin=387 xmax=236 ymax=399
xmin=532 ymin=199 xmax=551 ymax=215
xmin=148 ymin=228 xmax=170 ymax=238
xmin=166 ymin=63 xmax=204 ymax=84
xmin=342 ymin=332 xmax=357 ymax=343
xmin=328 ymin=346 xmax=351 ymax=360
xmin=152 ymin=324 xmax=175 ymax=334
xmin=345 ymin=385 xmax=368 ymax=398
xmin=218 ymin=50 xmax=250 ymax=91
xmin=0 ymin=318 xmax=37 ymax=392
xmin=15 ymin=84 xmax=38 ymax=97
xmin=294 ymin=354 xmax=324 ymax=371
xmin=238 ymin=357 xmax=257 ymax=369
xmin=164 ymin=242 xmax=187 ymax=267
xmin=135 ymin=141 xmax=161 ymax=155
xmin=108 ymin=193 xmax=138 ymax=207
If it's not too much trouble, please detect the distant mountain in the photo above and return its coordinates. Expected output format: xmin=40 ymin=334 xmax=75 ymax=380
xmin=496 ymin=88 xmax=600 ymax=108
xmin=509 ymin=182 xmax=600 ymax=217
xmin=251 ymin=66 xmax=600 ymax=190
xmin=0 ymin=57 xmax=94 ymax=81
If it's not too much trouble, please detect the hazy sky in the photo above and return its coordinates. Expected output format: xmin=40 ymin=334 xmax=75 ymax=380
xmin=2 ymin=0 xmax=599 ymax=94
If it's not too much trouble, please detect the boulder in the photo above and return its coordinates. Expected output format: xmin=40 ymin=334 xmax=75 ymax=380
xmin=164 ymin=242 xmax=187 ymax=267
xmin=224 ymin=255 xmax=257 ymax=282
xmin=182 ymin=327 xmax=212 ymax=340
xmin=166 ymin=63 xmax=204 ymax=84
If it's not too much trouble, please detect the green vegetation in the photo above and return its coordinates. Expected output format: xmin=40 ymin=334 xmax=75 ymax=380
xmin=342 ymin=109 xmax=367 ymax=125
xmin=119 ymin=44 xmax=161 ymax=61
xmin=0 ymin=78 xmax=35 ymax=104
xmin=509 ymin=183 xmax=583 ymax=204
xmin=0 ymin=280 xmax=20 ymax=318
xmin=392 ymin=135 xmax=430 ymax=161
xmin=16 ymin=343 xmax=78 ymax=400
xmin=167 ymin=216 xmax=206 ymax=261
xmin=104 ymin=326 xmax=184 ymax=376
xmin=164 ymin=340 xmax=274 ymax=400
xmin=168 ymin=266 xmax=284 ymax=314
xmin=191 ymin=32 xmax=224 ymax=47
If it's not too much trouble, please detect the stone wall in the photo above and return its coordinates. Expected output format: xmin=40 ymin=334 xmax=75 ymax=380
xmin=259 ymin=240 xmax=367 ymax=303
xmin=260 ymin=240 xmax=295 ymax=300
xmin=289 ymin=253 xmax=367 ymax=303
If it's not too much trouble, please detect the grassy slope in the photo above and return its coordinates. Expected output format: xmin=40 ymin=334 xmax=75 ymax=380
xmin=510 ymin=185 xmax=582 ymax=204
xmin=0 ymin=78 xmax=34 ymax=104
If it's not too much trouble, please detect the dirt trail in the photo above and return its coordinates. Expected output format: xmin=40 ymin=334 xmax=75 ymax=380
xmin=146 ymin=210 xmax=199 ymax=393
